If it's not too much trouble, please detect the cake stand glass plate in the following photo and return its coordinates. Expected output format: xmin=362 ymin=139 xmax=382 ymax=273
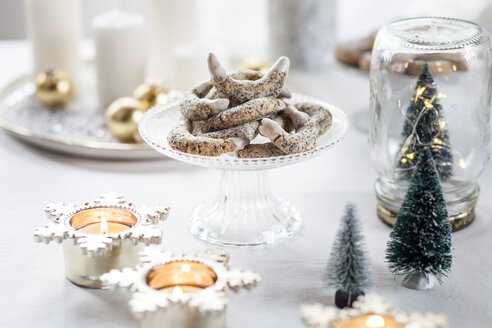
xmin=139 ymin=95 xmax=349 ymax=247
xmin=0 ymin=62 xmax=161 ymax=160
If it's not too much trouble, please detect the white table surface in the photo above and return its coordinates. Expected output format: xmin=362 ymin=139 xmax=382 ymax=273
xmin=0 ymin=41 xmax=491 ymax=328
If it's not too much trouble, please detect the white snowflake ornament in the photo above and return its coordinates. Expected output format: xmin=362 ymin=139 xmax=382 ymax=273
xmin=34 ymin=222 xmax=72 ymax=243
xmin=94 ymin=192 xmax=126 ymax=205
xmin=139 ymin=204 xmax=170 ymax=224
xmin=406 ymin=312 xmax=448 ymax=328
xmin=45 ymin=202 xmax=77 ymax=222
xmin=77 ymin=234 xmax=116 ymax=256
xmin=300 ymin=304 xmax=339 ymax=328
xmin=226 ymin=268 xmax=261 ymax=291
xmin=352 ymin=293 xmax=395 ymax=315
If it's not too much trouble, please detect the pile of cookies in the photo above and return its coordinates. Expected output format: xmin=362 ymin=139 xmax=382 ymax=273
xmin=335 ymin=30 xmax=469 ymax=76
xmin=167 ymin=53 xmax=332 ymax=158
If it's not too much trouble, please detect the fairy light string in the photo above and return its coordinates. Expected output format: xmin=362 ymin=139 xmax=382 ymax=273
xmin=394 ymin=63 xmax=455 ymax=181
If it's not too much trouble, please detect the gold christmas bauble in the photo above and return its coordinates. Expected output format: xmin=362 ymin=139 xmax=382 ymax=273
xmin=35 ymin=69 xmax=73 ymax=107
xmin=106 ymin=97 xmax=144 ymax=142
xmin=133 ymin=83 xmax=169 ymax=111
xmin=238 ymin=58 xmax=270 ymax=74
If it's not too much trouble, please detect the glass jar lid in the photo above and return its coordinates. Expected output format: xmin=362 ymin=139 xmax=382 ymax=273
xmin=384 ymin=17 xmax=488 ymax=50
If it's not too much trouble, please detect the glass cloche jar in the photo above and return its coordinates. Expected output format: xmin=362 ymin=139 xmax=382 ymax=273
xmin=369 ymin=17 xmax=492 ymax=231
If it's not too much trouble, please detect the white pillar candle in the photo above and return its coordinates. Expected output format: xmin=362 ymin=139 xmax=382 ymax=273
xmin=173 ymin=44 xmax=230 ymax=93
xmin=145 ymin=0 xmax=196 ymax=84
xmin=24 ymin=0 xmax=82 ymax=87
xmin=92 ymin=10 xmax=146 ymax=108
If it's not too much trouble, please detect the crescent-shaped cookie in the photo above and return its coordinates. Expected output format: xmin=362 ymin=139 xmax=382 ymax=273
xmin=259 ymin=105 xmax=318 ymax=154
xmin=180 ymin=80 xmax=230 ymax=121
xmin=202 ymin=121 xmax=259 ymax=141
xmin=168 ymin=123 xmax=238 ymax=157
xmin=208 ymin=53 xmax=290 ymax=104
xmin=236 ymin=142 xmax=287 ymax=158
xmin=205 ymin=70 xmax=292 ymax=101
xmin=180 ymin=95 xmax=229 ymax=121
xmin=294 ymin=102 xmax=332 ymax=135
xmin=201 ymin=98 xmax=286 ymax=133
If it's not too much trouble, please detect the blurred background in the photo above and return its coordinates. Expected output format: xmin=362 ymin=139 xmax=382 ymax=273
xmin=1 ymin=0 xmax=492 ymax=87
xmin=2 ymin=0 xmax=492 ymax=41
xmin=2 ymin=0 xmax=492 ymax=90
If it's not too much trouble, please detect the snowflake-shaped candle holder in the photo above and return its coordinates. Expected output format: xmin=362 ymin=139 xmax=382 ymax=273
xmin=102 ymin=247 xmax=260 ymax=328
xmin=301 ymin=293 xmax=448 ymax=328
xmin=34 ymin=192 xmax=170 ymax=288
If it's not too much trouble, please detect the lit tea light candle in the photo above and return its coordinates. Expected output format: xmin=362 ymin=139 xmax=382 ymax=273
xmin=70 ymin=208 xmax=136 ymax=235
xmin=147 ymin=260 xmax=217 ymax=293
xmin=34 ymin=193 xmax=170 ymax=288
xmin=164 ymin=285 xmax=204 ymax=294
xmin=102 ymin=248 xmax=261 ymax=328
xmin=331 ymin=314 xmax=404 ymax=328
xmin=301 ymin=294 xmax=448 ymax=328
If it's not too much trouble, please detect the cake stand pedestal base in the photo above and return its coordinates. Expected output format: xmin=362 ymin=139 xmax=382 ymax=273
xmin=190 ymin=170 xmax=301 ymax=247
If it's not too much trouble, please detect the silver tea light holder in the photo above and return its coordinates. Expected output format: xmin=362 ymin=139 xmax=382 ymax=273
xmin=102 ymin=247 xmax=261 ymax=328
xmin=301 ymin=293 xmax=448 ymax=328
xmin=34 ymin=192 xmax=170 ymax=288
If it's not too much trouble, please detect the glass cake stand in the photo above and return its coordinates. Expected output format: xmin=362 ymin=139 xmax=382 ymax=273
xmin=139 ymin=95 xmax=349 ymax=247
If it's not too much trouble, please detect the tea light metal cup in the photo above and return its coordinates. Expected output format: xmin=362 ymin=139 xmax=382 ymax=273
xmin=34 ymin=192 xmax=170 ymax=288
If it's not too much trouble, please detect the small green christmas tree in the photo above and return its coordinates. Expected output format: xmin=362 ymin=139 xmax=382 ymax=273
xmin=326 ymin=204 xmax=370 ymax=308
xmin=396 ymin=63 xmax=453 ymax=181
xmin=387 ymin=147 xmax=452 ymax=289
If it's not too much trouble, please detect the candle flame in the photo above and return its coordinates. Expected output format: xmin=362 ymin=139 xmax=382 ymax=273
xmin=100 ymin=218 xmax=109 ymax=234
xmin=365 ymin=315 xmax=386 ymax=327
xmin=172 ymin=286 xmax=183 ymax=297
xmin=181 ymin=263 xmax=191 ymax=272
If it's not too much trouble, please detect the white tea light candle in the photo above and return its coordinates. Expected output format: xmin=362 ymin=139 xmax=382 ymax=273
xmin=92 ymin=10 xmax=146 ymax=108
xmin=24 ymin=0 xmax=82 ymax=87
xmin=145 ymin=0 xmax=196 ymax=84
xmin=173 ymin=43 xmax=231 ymax=92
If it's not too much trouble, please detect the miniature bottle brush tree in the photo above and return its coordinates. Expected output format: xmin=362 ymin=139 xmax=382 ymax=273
xmin=326 ymin=204 xmax=370 ymax=308
xmin=396 ymin=63 xmax=453 ymax=182
xmin=387 ymin=147 xmax=452 ymax=290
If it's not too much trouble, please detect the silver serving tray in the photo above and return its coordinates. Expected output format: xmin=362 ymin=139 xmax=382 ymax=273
xmin=0 ymin=63 xmax=161 ymax=160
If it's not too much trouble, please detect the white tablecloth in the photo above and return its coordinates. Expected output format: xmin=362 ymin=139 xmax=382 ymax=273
xmin=0 ymin=41 xmax=490 ymax=328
